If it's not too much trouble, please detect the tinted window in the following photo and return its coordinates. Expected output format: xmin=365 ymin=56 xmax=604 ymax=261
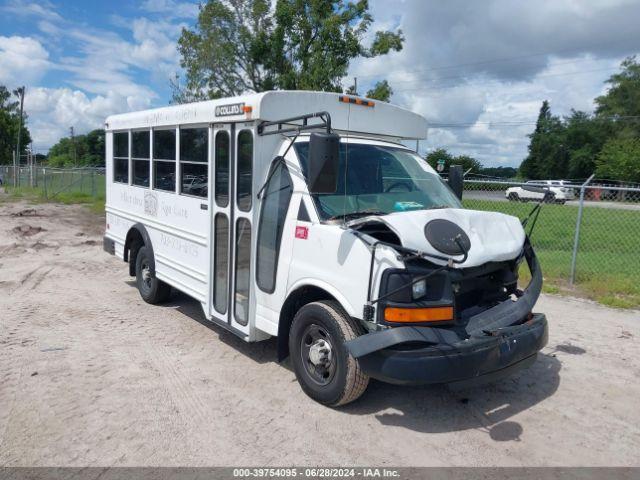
xmin=113 ymin=132 xmax=129 ymax=183
xmin=237 ymin=130 xmax=253 ymax=211
xmin=180 ymin=128 xmax=207 ymax=162
xmin=114 ymin=158 xmax=128 ymax=183
xmin=181 ymin=163 xmax=207 ymax=197
xmin=180 ymin=128 xmax=208 ymax=198
xmin=154 ymin=129 xmax=175 ymax=160
xmin=154 ymin=161 xmax=175 ymax=192
xmin=257 ymin=161 xmax=293 ymax=293
xmin=215 ymin=130 xmax=230 ymax=207
xmin=234 ymin=218 xmax=251 ymax=326
xmin=214 ymin=214 xmax=229 ymax=315
xmin=114 ymin=132 xmax=128 ymax=158
xmin=133 ymin=158 xmax=150 ymax=187
xmin=132 ymin=131 xmax=150 ymax=159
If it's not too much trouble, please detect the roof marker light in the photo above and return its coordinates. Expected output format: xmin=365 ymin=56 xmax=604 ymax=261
xmin=338 ymin=96 xmax=375 ymax=107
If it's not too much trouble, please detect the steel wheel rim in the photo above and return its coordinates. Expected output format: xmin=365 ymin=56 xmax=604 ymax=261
xmin=300 ymin=323 xmax=336 ymax=386
xmin=141 ymin=259 xmax=152 ymax=293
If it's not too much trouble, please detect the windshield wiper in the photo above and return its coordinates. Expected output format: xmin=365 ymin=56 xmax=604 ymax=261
xmin=425 ymin=204 xmax=452 ymax=210
xmin=326 ymin=209 xmax=387 ymax=221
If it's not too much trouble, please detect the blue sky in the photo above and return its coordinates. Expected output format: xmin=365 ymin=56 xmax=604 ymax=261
xmin=1 ymin=0 xmax=639 ymax=166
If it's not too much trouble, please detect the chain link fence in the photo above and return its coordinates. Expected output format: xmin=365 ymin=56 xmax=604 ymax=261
xmin=463 ymin=175 xmax=640 ymax=306
xmin=0 ymin=165 xmax=105 ymax=200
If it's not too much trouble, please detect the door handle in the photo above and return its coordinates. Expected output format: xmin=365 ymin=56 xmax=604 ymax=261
xmin=200 ymin=203 xmax=208 ymax=210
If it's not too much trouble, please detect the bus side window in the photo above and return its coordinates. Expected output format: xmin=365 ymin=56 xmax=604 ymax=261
xmin=256 ymin=160 xmax=293 ymax=293
xmin=153 ymin=129 xmax=176 ymax=192
xmin=180 ymin=127 xmax=208 ymax=198
xmin=113 ymin=132 xmax=129 ymax=183
xmin=132 ymin=130 xmax=150 ymax=188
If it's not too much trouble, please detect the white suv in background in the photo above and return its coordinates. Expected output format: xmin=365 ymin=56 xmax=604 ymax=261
xmin=506 ymin=180 xmax=576 ymax=204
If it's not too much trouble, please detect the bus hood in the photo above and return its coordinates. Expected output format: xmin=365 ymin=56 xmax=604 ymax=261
xmin=348 ymin=208 xmax=525 ymax=268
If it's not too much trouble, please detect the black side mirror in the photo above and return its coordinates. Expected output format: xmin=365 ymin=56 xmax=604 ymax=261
xmin=308 ymin=132 xmax=340 ymax=194
xmin=448 ymin=165 xmax=463 ymax=200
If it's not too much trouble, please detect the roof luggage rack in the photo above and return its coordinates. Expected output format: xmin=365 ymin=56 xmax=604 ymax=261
xmin=257 ymin=111 xmax=332 ymax=136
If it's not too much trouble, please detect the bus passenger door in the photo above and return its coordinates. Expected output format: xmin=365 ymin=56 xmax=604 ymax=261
xmin=209 ymin=123 xmax=254 ymax=337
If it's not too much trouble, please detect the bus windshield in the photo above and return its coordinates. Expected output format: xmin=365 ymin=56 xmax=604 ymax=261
xmin=294 ymin=141 xmax=461 ymax=220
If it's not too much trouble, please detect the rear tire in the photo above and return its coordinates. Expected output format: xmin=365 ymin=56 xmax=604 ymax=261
xmin=289 ymin=300 xmax=369 ymax=406
xmin=135 ymin=246 xmax=172 ymax=304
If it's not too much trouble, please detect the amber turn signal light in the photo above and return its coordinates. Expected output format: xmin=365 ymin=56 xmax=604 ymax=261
xmin=384 ymin=306 xmax=454 ymax=323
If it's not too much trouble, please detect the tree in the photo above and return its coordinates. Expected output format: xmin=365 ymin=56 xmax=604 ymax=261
xmin=519 ymin=100 xmax=568 ymax=179
xmin=366 ymin=80 xmax=392 ymax=102
xmin=0 ymin=85 xmax=31 ymax=165
xmin=595 ymin=137 xmax=640 ymax=183
xmin=174 ymin=0 xmax=403 ymax=101
xmin=424 ymin=148 xmax=483 ymax=174
xmin=47 ymin=129 xmax=105 ymax=167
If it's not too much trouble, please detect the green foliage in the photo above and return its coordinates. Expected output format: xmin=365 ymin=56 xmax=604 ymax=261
xmin=174 ymin=0 xmax=403 ymax=101
xmin=0 ymin=85 xmax=32 ymax=165
xmin=365 ymin=80 xmax=392 ymax=102
xmin=47 ymin=129 xmax=105 ymax=167
xmin=479 ymin=166 xmax=518 ymax=178
xmin=595 ymin=137 xmax=640 ymax=183
xmin=425 ymin=148 xmax=483 ymax=174
xmin=520 ymin=57 xmax=640 ymax=182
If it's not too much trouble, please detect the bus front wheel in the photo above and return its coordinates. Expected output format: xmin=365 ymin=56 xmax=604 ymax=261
xmin=289 ymin=300 xmax=369 ymax=406
xmin=135 ymin=246 xmax=172 ymax=304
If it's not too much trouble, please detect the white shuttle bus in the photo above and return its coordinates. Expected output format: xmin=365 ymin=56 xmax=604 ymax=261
xmin=104 ymin=91 xmax=547 ymax=406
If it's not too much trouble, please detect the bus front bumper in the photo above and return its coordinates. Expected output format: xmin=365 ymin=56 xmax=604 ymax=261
xmin=346 ymin=313 xmax=547 ymax=387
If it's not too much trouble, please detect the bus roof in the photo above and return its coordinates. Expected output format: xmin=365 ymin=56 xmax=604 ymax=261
xmin=104 ymin=90 xmax=428 ymax=140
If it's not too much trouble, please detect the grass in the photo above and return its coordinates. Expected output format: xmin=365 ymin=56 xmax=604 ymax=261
xmin=465 ymin=198 xmax=640 ymax=309
xmin=2 ymin=181 xmax=105 ymax=214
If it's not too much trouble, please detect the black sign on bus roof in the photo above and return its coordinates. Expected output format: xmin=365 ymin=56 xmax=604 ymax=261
xmin=215 ymin=103 xmax=245 ymax=117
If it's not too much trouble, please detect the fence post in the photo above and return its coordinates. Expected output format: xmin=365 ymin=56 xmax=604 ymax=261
xmin=43 ymin=167 xmax=47 ymax=199
xmin=91 ymin=169 xmax=96 ymax=197
xmin=570 ymin=174 xmax=595 ymax=284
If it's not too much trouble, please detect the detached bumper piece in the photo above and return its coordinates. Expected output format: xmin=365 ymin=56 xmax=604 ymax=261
xmin=346 ymin=238 xmax=548 ymax=386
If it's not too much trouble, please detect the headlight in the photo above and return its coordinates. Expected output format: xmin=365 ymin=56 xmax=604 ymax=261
xmin=412 ymin=279 xmax=427 ymax=299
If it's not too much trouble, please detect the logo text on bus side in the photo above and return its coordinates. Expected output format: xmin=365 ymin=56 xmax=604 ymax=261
xmin=215 ymin=103 xmax=244 ymax=117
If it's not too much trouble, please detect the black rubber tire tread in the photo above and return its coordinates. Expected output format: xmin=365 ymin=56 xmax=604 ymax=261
xmin=135 ymin=246 xmax=172 ymax=304
xmin=291 ymin=300 xmax=369 ymax=406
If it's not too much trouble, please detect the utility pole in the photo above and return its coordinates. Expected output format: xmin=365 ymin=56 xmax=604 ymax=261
xmin=70 ymin=126 xmax=77 ymax=167
xmin=354 ymin=77 xmax=358 ymax=96
xmin=14 ymin=86 xmax=25 ymax=187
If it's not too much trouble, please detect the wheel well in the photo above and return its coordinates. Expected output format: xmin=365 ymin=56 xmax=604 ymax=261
xmin=277 ymin=286 xmax=339 ymax=362
xmin=124 ymin=227 xmax=146 ymax=277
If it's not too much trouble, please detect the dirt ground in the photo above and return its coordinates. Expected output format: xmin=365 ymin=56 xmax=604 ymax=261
xmin=0 ymin=199 xmax=639 ymax=467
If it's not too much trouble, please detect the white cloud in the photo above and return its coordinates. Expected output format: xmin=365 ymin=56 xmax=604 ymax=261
xmin=140 ymin=0 xmax=199 ymax=18
xmin=25 ymin=87 xmax=151 ymax=149
xmin=0 ymin=36 xmax=50 ymax=86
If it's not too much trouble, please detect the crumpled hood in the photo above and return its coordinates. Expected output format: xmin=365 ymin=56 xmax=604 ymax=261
xmin=349 ymin=208 xmax=525 ymax=268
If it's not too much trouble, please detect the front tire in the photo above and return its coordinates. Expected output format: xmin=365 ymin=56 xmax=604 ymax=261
xmin=507 ymin=192 xmax=519 ymax=202
xmin=135 ymin=246 xmax=172 ymax=304
xmin=289 ymin=301 xmax=369 ymax=406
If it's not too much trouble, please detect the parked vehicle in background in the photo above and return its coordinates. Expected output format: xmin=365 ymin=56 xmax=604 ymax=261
xmin=506 ymin=180 xmax=575 ymax=203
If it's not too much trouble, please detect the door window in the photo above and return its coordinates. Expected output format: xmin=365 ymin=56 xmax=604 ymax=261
xmin=237 ymin=130 xmax=253 ymax=211
xmin=214 ymin=213 xmax=229 ymax=314
xmin=234 ymin=218 xmax=251 ymax=325
xmin=215 ymin=130 xmax=230 ymax=207
xmin=256 ymin=160 xmax=293 ymax=293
